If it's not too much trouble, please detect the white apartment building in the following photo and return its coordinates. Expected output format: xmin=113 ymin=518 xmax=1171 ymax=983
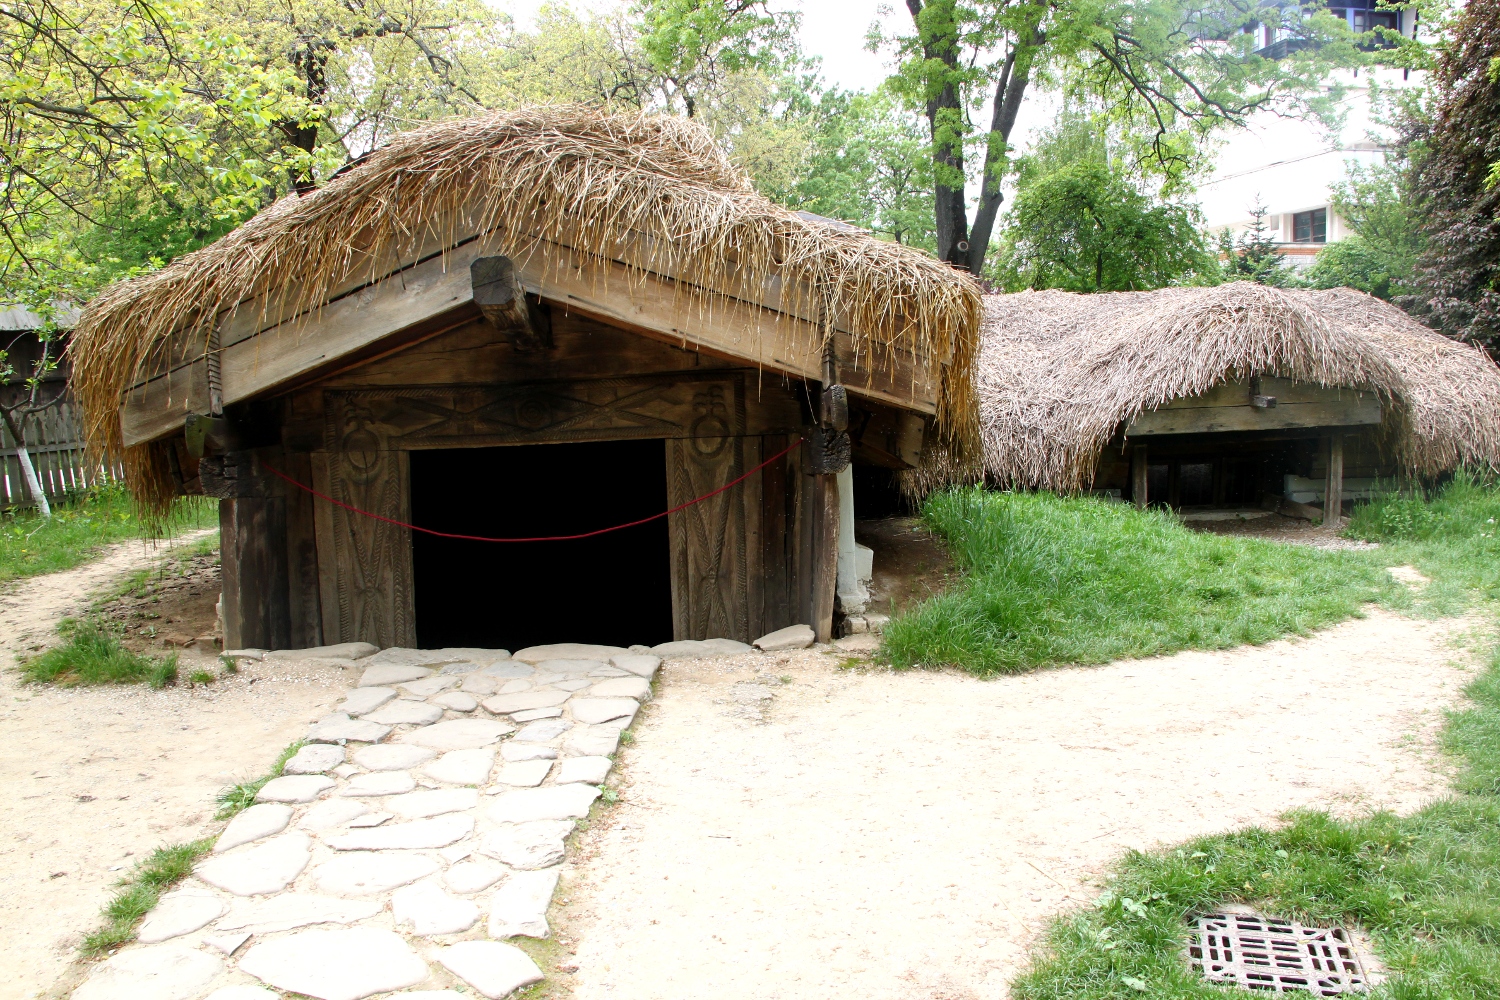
xmin=1197 ymin=3 xmax=1423 ymax=265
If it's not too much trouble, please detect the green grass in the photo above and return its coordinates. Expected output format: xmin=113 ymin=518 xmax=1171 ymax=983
xmin=20 ymin=619 xmax=178 ymax=688
xmin=1010 ymin=475 xmax=1500 ymax=998
xmin=80 ymin=839 xmax=213 ymax=956
xmin=215 ymin=740 xmax=305 ymax=820
xmin=882 ymin=488 xmax=1396 ymax=675
xmin=0 ymin=481 xmax=215 ymax=585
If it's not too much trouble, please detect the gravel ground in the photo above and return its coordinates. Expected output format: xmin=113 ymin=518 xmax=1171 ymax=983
xmin=0 ymin=535 xmax=353 ymax=1000
xmin=557 ymin=608 xmax=1482 ymax=1000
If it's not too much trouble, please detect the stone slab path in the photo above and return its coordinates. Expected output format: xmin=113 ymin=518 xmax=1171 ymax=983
xmin=68 ymin=638 xmax=727 ymax=1000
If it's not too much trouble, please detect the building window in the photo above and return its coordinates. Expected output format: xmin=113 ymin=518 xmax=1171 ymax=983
xmin=1293 ymin=208 xmax=1327 ymax=243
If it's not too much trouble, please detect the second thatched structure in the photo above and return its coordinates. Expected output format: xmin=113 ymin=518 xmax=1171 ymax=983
xmin=953 ymin=282 xmax=1500 ymax=516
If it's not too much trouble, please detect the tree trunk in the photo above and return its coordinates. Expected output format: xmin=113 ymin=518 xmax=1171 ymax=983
xmin=1 ymin=408 xmax=49 ymax=517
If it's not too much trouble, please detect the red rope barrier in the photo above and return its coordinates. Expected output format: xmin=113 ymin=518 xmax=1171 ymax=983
xmin=260 ymin=437 xmax=803 ymax=543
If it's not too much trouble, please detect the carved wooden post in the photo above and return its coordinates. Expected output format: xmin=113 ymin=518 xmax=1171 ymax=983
xmin=1131 ymin=444 xmax=1149 ymax=509
xmin=1325 ymin=433 xmax=1344 ymax=530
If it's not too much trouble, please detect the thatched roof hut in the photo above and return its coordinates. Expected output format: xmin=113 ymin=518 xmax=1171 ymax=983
xmin=72 ymin=107 xmax=981 ymax=651
xmin=957 ymin=282 xmax=1500 ymax=511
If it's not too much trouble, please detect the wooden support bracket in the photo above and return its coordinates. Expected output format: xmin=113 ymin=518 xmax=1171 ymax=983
xmin=471 ymin=255 xmax=552 ymax=352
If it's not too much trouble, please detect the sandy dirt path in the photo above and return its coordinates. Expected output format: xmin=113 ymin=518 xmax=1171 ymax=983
xmin=561 ymin=608 xmax=1481 ymax=1000
xmin=0 ymin=536 xmax=350 ymax=1000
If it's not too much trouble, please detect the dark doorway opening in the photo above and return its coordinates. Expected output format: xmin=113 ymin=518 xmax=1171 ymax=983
xmin=410 ymin=439 xmax=674 ymax=650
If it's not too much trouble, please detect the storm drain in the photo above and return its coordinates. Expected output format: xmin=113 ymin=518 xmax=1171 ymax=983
xmin=1187 ymin=911 xmax=1371 ymax=994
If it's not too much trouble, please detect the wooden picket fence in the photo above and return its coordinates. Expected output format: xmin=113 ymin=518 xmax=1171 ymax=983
xmin=0 ymin=395 xmax=118 ymax=507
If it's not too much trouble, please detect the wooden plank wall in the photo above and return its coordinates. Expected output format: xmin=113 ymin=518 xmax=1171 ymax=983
xmin=0 ymin=395 xmax=118 ymax=506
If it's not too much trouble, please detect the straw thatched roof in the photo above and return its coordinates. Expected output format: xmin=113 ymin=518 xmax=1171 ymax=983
xmin=955 ymin=282 xmax=1500 ymax=492
xmin=71 ymin=106 xmax=982 ymax=513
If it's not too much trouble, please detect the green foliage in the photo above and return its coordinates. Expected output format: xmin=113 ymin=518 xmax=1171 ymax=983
xmin=1218 ymin=202 xmax=1294 ymax=287
xmin=633 ymin=0 xmax=799 ymax=118
xmin=0 ymin=482 xmax=216 ymax=583
xmin=881 ymin=489 xmax=1392 ymax=675
xmin=215 ymin=740 xmax=305 ymax=820
xmin=21 ymin=619 xmax=179 ymax=688
xmin=1306 ymin=234 xmax=1402 ymax=299
xmin=1312 ymin=159 xmax=1425 ymax=300
xmin=81 ymin=839 xmax=213 ymax=956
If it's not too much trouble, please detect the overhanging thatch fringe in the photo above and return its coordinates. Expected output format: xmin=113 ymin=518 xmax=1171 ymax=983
xmin=71 ymin=106 xmax=982 ymax=515
xmin=907 ymin=283 xmax=1500 ymax=497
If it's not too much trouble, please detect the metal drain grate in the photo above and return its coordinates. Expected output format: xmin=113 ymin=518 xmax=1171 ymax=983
xmin=1187 ymin=911 xmax=1370 ymax=995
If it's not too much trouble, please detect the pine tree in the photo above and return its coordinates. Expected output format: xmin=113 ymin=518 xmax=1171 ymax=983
xmin=1402 ymin=0 xmax=1500 ymax=355
xmin=1222 ymin=203 xmax=1293 ymax=286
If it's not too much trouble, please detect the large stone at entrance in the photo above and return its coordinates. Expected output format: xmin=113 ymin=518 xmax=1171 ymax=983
xmin=753 ymin=623 xmax=815 ymax=650
xmin=71 ymin=944 xmax=222 ymax=1000
xmin=399 ymin=719 xmax=514 ymax=750
xmin=652 ymin=638 xmax=753 ymax=657
xmin=437 ymin=941 xmax=544 ymax=998
xmin=197 ymin=832 xmax=312 ymax=896
xmin=239 ymin=927 xmax=430 ymax=1000
xmin=266 ymin=642 xmax=379 ymax=661
xmin=513 ymin=642 xmax=627 ymax=663
xmin=487 ymin=867 xmax=561 ymax=939
xmin=487 ymin=784 xmax=600 ymax=824
xmin=313 ymin=852 xmax=442 ymax=896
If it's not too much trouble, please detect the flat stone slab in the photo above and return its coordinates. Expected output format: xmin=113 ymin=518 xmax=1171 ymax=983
xmin=327 ymin=813 xmax=474 ymax=851
xmin=136 ymin=886 xmax=226 ymax=943
xmin=364 ymin=647 xmax=473 ymax=668
xmin=204 ymin=931 xmax=252 ymax=957
xmin=563 ymin=724 xmax=620 ymax=757
xmin=461 ymin=674 xmax=500 ymax=695
xmin=71 ymin=944 xmax=223 ymax=1000
xmin=313 ymin=852 xmax=442 ymax=896
xmin=588 ymin=676 xmax=651 ymax=700
xmin=494 ymin=760 xmax=552 ymax=787
xmin=341 ymin=771 xmax=416 ymax=797
xmin=205 ymin=986 xmax=278 ymax=1000
xmin=501 ymin=742 xmax=558 ymax=762
xmin=266 ymin=642 xmax=379 ymax=662
xmin=256 ymin=774 xmax=336 ymax=803
xmin=438 ymin=940 xmax=544 ymax=998
xmin=482 ymin=689 xmax=571 ymax=714
xmin=284 ymin=744 xmax=347 ymax=774
xmin=423 ymin=748 xmax=494 ymax=786
xmin=358 ymin=663 xmax=434 ymax=688
xmin=445 ymin=859 xmax=506 ymax=894
xmin=338 ymin=687 xmax=397 ymax=717
xmin=551 ymin=677 xmax=592 ymax=691
xmin=361 ymin=700 xmax=444 ymax=726
xmin=753 ymin=623 xmax=816 ymax=650
xmin=216 ymin=803 xmax=293 ymax=852
xmin=218 ymin=893 xmax=382 ymax=933
xmin=534 ymin=658 xmax=610 ymax=676
xmin=610 ymin=653 xmax=662 ymax=677
xmin=298 ymin=799 xmax=369 ymax=831
xmin=353 ymin=744 xmax=436 ymax=771
xmin=219 ymin=648 xmax=267 ymax=661
xmin=513 ymin=718 xmax=572 ymax=742
xmin=399 ymin=718 xmax=514 ymax=750
xmin=397 ymin=675 xmax=461 ymax=697
xmin=479 ymin=821 xmax=570 ymax=870
xmin=480 ymin=662 xmax=534 ymax=678
xmin=487 ymin=868 xmax=561 ymax=939
xmin=430 ymin=691 xmax=478 ymax=712
xmin=349 ymin=812 xmax=391 ymax=828
xmin=569 ymin=697 xmax=639 ymax=725
xmin=387 ymin=788 xmax=480 ymax=819
xmin=513 ymin=643 xmax=628 ymax=663
xmin=487 ymin=784 xmax=600 ymax=824
xmin=510 ymin=706 xmax=562 ymax=722
xmin=555 ymin=756 xmax=612 ymax=785
xmin=307 ymin=713 xmax=393 ymax=744
xmin=652 ymin=638 xmax=753 ymax=657
xmin=197 ymin=832 xmax=312 ymax=896
xmin=392 ymin=879 xmax=481 ymax=935
xmin=239 ymin=927 xmax=429 ymax=1000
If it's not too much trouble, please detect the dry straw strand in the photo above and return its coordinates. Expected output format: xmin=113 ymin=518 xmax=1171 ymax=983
xmin=71 ymin=106 xmax=983 ymax=516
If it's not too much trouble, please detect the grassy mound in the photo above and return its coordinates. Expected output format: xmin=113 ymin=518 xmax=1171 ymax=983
xmin=22 ymin=620 xmax=178 ymax=688
xmin=882 ymin=489 xmax=1393 ymax=675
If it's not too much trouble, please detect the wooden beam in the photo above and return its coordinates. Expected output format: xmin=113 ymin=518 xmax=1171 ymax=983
xmin=122 ymin=237 xmax=939 ymax=447
xmin=1131 ymin=444 xmax=1149 ymax=509
xmin=1325 ymin=433 xmax=1344 ymax=529
xmin=472 ymin=255 xmax=551 ymax=352
xmin=1127 ymin=398 xmax=1381 ymax=437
